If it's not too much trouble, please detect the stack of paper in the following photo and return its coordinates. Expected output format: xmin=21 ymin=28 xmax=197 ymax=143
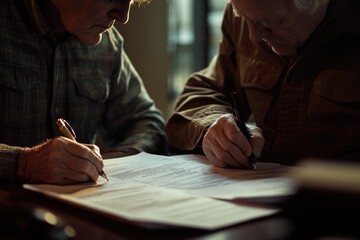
xmin=24 ymin=152 xmax=296 ymax=230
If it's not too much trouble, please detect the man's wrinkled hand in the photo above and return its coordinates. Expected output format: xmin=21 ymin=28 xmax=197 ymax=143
xmin=17 ymin=137 xmax=104 ymax=184
xmin=202 ymin=114 xmax=264 ymax=169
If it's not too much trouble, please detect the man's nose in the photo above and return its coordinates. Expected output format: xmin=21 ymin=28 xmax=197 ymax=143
xmin=108 ymin=1 xmax=132 ymax=24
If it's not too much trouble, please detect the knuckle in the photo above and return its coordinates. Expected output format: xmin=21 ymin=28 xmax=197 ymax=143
xmin=215 ymin=151 xmax=227 ymax=162
xmin=52 ymin=136 xmax=64 ymax=144
xmin=227 ymin=130 xmax=238 ymax=141
xmin=207 ymin=125 xmax=218 ymax=136
xmin=222 ymin=141 xmax=232 ymax=151
xmin=49 ymin=137 xmax=67 ymax=150
xmin=84 ymin=149 xmax=92 ymax=159
xmin=217 ymin=114 xmax=232 ymax=125
xmin=92 ymin=144 xmax=100 ymax=152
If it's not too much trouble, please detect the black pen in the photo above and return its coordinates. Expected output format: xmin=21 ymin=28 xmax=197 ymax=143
xmin=56 ymin=118 xmax=110 ymax=181
xmin=230 ymin=92 xmax=257 ymax=169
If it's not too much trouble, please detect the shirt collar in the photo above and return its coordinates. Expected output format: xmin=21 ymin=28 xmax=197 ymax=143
xmin=24 ymin=0 xmax=50 ymax=36
xmin=24 ymin=0 xmax=60 ymax=43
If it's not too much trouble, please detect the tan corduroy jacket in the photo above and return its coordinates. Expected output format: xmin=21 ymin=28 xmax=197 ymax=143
xmin=166 ymin=1 xmax=360 ymax=165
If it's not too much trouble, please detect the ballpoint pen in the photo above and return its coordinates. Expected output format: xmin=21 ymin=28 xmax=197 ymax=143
xmin=56 ymin=118 xmax=109 ymax=181
xmin=230 ymin=92 xmax=257 ymax=169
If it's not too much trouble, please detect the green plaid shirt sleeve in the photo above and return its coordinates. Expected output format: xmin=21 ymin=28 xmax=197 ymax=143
xmin=0 ymin=1 xmax=167 ymax=182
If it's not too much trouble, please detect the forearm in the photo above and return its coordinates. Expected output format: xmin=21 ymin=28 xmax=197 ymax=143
xmin=0 ymin=144 xmax=22 ymax=183
xmin=166 ymin=66 xmax=234 ymax=151
xmin=166 ymin=105 xmax=228 ymax=151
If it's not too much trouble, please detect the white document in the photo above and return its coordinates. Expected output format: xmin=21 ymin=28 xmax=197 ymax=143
xmin=25 ymin=179 xmax=277 ymax=230
xmin=24 ymin=152 xmax=295 ymax=230
xmin=105 ymin=152 xmax=296 ymax=199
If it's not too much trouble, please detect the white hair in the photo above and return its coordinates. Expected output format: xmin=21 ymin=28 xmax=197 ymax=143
xmin=294 ymin=0 xmax=314 ymax=9
xmin=293 ymin=0 xmax=321 ymax=15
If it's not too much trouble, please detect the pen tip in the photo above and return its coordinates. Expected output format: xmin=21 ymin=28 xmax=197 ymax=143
xmin=99 ymin=171 xmax=110 ymax=181
xmin=104 ymin=175 xmax=110 ymax=182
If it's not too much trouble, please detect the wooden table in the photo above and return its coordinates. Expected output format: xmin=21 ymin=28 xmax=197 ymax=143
xmin=1 ymin=184 xmax=359 ymax=240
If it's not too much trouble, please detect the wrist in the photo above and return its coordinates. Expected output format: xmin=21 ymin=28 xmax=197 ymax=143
xmin=17 ymin=147 xmax=31 ymax=183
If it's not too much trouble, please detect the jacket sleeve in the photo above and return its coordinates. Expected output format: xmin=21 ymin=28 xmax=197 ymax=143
xmin=165 ymin=3 xmax=240 ymax=151
xmin=0 ymin=144 xmax=21 ymax=183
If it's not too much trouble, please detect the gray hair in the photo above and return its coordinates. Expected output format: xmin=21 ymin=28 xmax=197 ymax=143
xmin=294 ymin=0 xmax=313 ymax=9
xmin=293 ymin=0 xmax=318 ymax=15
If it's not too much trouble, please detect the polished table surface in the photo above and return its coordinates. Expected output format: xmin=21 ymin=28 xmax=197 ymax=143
xmin=1 ymin=184 xmax=359 ymax=240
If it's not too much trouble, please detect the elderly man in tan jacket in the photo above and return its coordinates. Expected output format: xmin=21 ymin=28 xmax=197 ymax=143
xmin=166 ymin=0 xmax=360 ymax=168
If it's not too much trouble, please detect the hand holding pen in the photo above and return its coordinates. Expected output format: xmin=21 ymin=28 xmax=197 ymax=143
xmin=17 ymin=122 xmax=107 ymax=184
xmin=230 ymin=92 xmax=257 ymax=169
xmin=56 ymin=118 xmax=109 ymax=181
xmin=201 ymin=92 xmax=264 ymax=169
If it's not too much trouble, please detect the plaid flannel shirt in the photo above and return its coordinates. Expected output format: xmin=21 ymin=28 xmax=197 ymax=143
xmin=0 ymin=0 xmax=166 ymax=182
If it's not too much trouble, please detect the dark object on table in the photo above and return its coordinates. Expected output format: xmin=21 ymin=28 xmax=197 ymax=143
xmin=0 ymin=202 xmax=75 ymax=240
xmin=283 ymin=159 xmax=360 ymax=239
